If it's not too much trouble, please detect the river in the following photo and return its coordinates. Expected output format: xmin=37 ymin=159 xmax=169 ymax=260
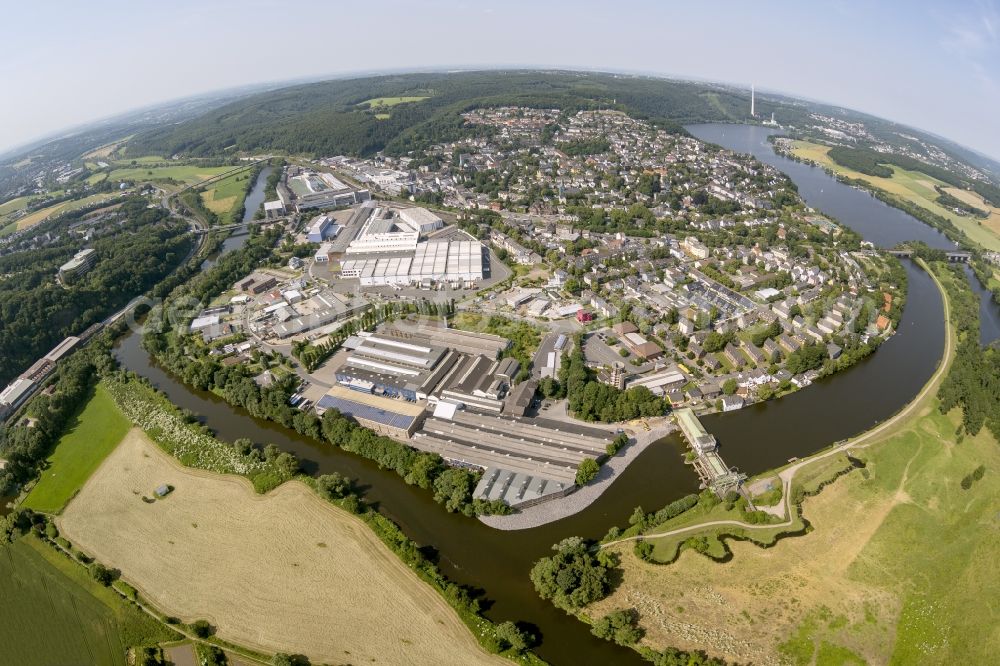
xmin=108 ymin=125 xmax=972 ymax=664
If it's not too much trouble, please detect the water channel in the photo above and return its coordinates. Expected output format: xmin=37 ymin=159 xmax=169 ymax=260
xmin=111 ymin=127 xmax=982 ymax=664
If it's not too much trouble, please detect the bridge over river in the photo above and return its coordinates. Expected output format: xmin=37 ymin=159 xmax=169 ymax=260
xmin=887 ymin=248 xmax=971 ymax=262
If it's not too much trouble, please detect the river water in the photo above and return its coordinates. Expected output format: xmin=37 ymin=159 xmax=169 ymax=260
xmin=110 ymin=126 xmax=970 ymax=664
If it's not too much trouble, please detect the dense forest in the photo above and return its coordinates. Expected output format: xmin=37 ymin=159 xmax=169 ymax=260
xmin=0 ymin=197 xmax=192 ymax=386
xmin=126 ymin=71 xmax=805 ymax=159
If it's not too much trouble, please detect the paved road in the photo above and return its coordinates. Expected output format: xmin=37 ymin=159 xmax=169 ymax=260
xmin=602 ymin=261 xmax=952 ymax=548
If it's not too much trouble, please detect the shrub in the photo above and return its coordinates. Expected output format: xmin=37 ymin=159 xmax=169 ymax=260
xmin=634 ymin=540 xmax=654 ymax=561
xmin=190 ymin=619 xmax=214 ymax=638
xmin=576 ymin=458 xmax=600 ymax=486
xmin=591 ymin=608 xmax=644 ymax=645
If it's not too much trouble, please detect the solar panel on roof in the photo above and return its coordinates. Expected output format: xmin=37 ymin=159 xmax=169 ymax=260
xmin=316 ymin=394 xmax=416 ymax=430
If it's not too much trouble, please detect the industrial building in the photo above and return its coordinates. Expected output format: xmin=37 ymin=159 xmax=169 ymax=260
xmin=379 ymin=323 xmax=509 ymax=358
xmin=315 ymin=386 xmax=425 ymax=439
xmin=1 ymin=335 xmax=84 ymax=421
xmin=278 ymin=167 xmax=371 ymax=212
xmin=58 ymin=248 xmax=97 ymax=282
xmin=340 ymin=240 xmax=484 ymax=286
xmin=345 ymin=207 xmax=420 ymax=255
xmin=305 ymin=214 xmax=342 ymax=242
xmin=336 ymin=333 xmax=458 ymax=401
xmin=398 ymin=207 xmax=444 ymax=233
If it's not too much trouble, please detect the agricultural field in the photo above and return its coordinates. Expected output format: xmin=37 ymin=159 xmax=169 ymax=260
xmin=106 ymin=164 xmax=233 ymax=189
xmin=58 ymin=429 xmax=506 ymax=666
xmin=22 ymin=384 xmax=132 ymax=514
xmin=0 ymin=534 xmax=176 ymax=666
xmin=790 ymin=140 xmax=1000 ymax=251
xmin=199 ymin=170 xmax=253 ymax=224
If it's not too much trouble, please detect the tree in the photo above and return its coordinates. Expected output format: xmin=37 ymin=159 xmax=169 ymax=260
xmin=530 ymin=537 xmax=612 ymax=610
xmin=272 ymin=655 xmax=310 ymax=666
xmin=591 ymin=608 xmax=644 ymax=645
xmin=89 ymin=563 xmax=115 ymax=586
xmin=315 ymin=473 xmax=351 ymax=499
xmin=495 ymin=621 xmax=535 ymax=652
xmin=722 ymin=378 xmax=738 ymax=395
xmin=190 ymin=620 xmax=214 ymax=638
xmin=576 ymin=458 xmax=600 ymax=486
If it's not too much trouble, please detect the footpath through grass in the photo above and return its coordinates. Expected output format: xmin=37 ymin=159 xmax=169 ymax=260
xmin=23 ymin=383 xmax=131 ymax=514
xmin=0 ymin=534 xmax=175 ymax=666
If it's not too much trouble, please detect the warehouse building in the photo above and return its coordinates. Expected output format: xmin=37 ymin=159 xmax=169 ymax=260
xmin=0 ymin=378 xmax=35 ymax=420
xmin=398 ymin=207 xmax=444 ymax=233
xmin=340 ymin=240 xmax=485 ymax=286
xmin=379 ymin=323 xmax=509 ymax=358
xmin=315 ymin=386 xmax=425 ymax=438
xmin=284 ymin=168 xmax=371 ymax=211
xmin=345 ymin=209 xmax=420 ymax=255
xmin=305 ymin=214 xmax=342 ymax=242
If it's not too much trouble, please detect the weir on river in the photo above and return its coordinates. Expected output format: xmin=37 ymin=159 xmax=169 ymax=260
xmin=674 ymin=408 xmax=747 ymax=499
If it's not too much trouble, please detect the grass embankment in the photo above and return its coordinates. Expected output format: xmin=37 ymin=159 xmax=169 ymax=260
xmin=789 ymin=140 xmax=1000 ymax=251
xmin=0 ymin=534 xmax=177 ymax=666
xmin=589 ymin=261 xmax=1000 ymax=664
xmin=22 ymin=383 xmax=131 ymax=514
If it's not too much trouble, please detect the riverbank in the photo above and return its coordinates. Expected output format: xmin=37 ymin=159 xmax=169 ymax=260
xmin=480 ymin=418 xmax=677 ymax=531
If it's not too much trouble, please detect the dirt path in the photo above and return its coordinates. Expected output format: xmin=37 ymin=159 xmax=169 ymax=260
xmin=603 ymin=261 xmax=952 ymax=549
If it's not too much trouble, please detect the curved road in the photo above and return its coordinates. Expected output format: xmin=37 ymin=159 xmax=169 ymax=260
xmin=602 ymin=260 xmax=952 ymax=548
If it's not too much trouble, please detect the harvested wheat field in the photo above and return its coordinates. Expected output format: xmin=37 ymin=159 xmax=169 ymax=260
xmin=59 ymin=429 xmax=505 ymax=666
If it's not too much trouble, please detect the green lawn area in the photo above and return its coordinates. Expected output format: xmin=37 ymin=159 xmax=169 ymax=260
xmin=362 ymin=95 xmax=430 ymax=107
xmin=200 ymin=170 xmax=253 ymax=224
xmin=113 ymin=155 xmax=163 ymax=165
xmin=107 ymin=164 xmax=233 ymax=189
xmin=23 ymin=383 xmax=131 ymax=514
xmin=0 ymin=535 xmax=176 ymax=665
xmin=0 ymin=220 xmax=17 ymax=237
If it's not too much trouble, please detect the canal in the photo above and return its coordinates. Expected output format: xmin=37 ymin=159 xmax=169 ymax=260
xmin=113 ymin=125 xmax=972 ymax=664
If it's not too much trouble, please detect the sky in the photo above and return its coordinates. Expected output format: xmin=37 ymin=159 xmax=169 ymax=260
xmin=2 ymin=0 xmax=999 ymax=160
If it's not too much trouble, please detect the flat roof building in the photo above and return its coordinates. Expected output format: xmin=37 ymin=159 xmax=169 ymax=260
xmin=315 ymin=386 xmax=425 ymax=439
xmin=58 ymin=249 xmax=97 ymax=282
xmin=398 ymin=207 xmax=444 ymax=233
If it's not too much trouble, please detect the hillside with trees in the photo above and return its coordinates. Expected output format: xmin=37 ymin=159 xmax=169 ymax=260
xmin=0 ymin=197 xmax=192 ymax=386
xmin=126 ymin=71 xmax=815 ymax=160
